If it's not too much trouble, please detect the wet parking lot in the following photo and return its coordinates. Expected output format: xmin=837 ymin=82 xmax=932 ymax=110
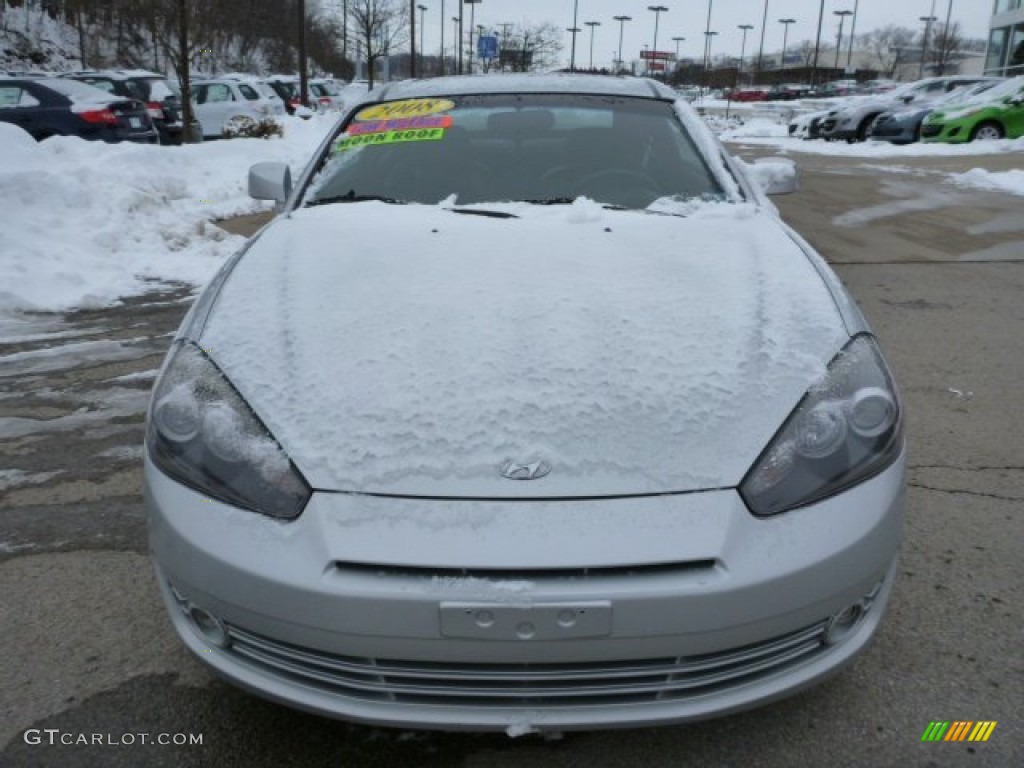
xmin=1 ymin=149 xmax=1022 ymax=767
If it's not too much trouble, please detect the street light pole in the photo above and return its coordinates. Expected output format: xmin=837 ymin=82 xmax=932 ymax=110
xmin=756 ymin=0 xmax=769 ymax=74
xmin=457 ymin=0 xmax=463 ymax=74
xmin=672 ymin=35 xmax=685 ymax=76
xmin=613 ymin=15 xmax=631 ymax=73
xmin=452 ymin=15 xmax=459 ymax=73
xmin=810 ymin=0 xmax=825 ymax=86
xmin=418 ymin=4 xmax=427 ymax=76
xmin=570 ymin=0 xmax=579 ymax=72
xmin=702 ymin=0 xmax=714 ymax=72
xmin=648 ymin=5 xmax=669 ymax=78
xmin=779 ymin=18 xmax=795 ymax=71
xmin=846 ymin=0 xmax=859 ymax=69
xmin=439 ymin=0 xmax=445 ymax=75
xmin=937 ymin=0 xmax=954 ymax=75
xmin=464 ymin=0 xmax=479 ymax=74
xmin=704 ymin=29 xmax=718 ymax=88
xmin=834 ymin=10 xmax=852 ymax=73
xmin=585 ymin=21 xmax=601 ymax=70
xmin=737 ymin=24 xmax=753 ymax=86
xmin=919 ymin=14 xmax=938 ymax=79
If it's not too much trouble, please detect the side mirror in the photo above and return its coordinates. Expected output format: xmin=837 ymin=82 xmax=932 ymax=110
xmin=747 ymin=157 xmax=799 ymax=196
xmin=248 ymin=161 xmax=292 ymax=203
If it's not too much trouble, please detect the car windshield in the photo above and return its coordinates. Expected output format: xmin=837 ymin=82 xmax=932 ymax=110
xmin=303 ymin=93 xmax=725 ymax=210
xmin=968 ymin=75 xmax=1024 ymax=101
xmin=939 ymin=80 xmax=1001 ymax=105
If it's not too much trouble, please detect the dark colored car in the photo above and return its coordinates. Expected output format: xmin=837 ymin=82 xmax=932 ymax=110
xmin=62 ymin=69 xmax=200 ymax=144
xmin=870 ymin=80 xmax=1004 ymax=144
xmin=264 ymin=76 xmax=304 ymax=115
xmin=766 ymin=83 xmax=811 ymax=101
xmin=0 ymin=76 xmax=158 ymax=143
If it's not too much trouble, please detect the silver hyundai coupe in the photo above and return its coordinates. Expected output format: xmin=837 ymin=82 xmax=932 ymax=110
xmin=144 ymin=75 xmax=905 ymax=733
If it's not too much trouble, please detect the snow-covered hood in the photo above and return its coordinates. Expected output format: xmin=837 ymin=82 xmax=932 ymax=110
xmin=201 ymin=200 xmax=849 ymax=497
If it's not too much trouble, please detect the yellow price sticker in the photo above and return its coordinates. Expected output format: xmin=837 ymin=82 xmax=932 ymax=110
xmin=355 ymin=99 xmax=455 ymax=121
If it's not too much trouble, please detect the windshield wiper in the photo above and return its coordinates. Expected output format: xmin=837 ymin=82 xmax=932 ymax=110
xmin=447 ymin=207 xmax=519 ymax=219
xmin=307 ymin=192 xmax=406 ymax=207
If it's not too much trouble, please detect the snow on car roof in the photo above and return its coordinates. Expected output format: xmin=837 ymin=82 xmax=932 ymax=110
xmin=373 ymin=74 xmax=677 ymax=103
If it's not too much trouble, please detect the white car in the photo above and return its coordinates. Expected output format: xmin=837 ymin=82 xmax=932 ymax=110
xmin=191 ymin=77 xmax=285 ymax=138
xmin=309 ymin=78 xmax=345 ymax=111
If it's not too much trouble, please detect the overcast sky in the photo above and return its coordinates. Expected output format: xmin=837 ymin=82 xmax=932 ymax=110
xmin=403 ymin=0 xmax=990 ymax=69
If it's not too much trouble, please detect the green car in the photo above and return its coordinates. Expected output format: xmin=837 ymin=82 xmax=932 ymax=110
xmin=922 ymin=76 xmax=1024 ymax=143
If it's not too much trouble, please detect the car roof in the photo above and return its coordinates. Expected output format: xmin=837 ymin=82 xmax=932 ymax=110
xmin=63 ymin=68 xmax=166 ymax=80
xmin=371 ymin=74 xmax=677 ymax=103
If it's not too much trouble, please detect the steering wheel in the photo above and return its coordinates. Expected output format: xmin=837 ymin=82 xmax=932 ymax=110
xmin=577 ymin=169 xmax=663 ymax=207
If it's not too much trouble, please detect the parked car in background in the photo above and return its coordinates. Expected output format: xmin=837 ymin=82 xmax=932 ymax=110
xmin=309 ymin=78 xmax=345 ymax=111
xmin=337 ymin=79 xmax=371 ymax=112
xmin=191 ymin=76 xmax=285 ymax=138
xmin=922 ymin=75 xmax=1024 ymax=143
xmin=870 ymin=80 xmax=1004 ymax=144
xmin=62 ymin=69 xmax=199 ymax=144
xmin=766 ymin=83 xmax=811 ymax=101
xmin=725 ymin=86 xmax=769 ymax=102
xmin=788 ymin=109 xmax=831 ymax=139
xmin=264 ymin=75 xmax=304 ymax=114
xmin=0 ymin=75 xmax=158 ymax=143
xmin=146 ymin=74 xmax=906 ymax=733
xmin=820 ymin=76 xmax=1000 ymax=142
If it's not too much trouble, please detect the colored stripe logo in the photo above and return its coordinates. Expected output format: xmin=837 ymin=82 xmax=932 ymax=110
xmin=921 ymin=721 xmax=997 ymax=742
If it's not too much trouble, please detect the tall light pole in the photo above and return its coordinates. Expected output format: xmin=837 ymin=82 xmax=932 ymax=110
xmin=757 ymin=0 xmax=769 ymax=74
xmin=410 ymin=1 xmax=416 ymax=78
xmin=779 ymin=18 xmax=795 ymax=71
xmin=672 ymin=35 xmax=685 ymax=74
xmin=811 ymin=0 xmax=825 ymax=86
xmin=567 ymin=26 xmax=582 ymax=70
xmin=613 ymin=15 xmax=631 ymax=73
xmin=464 ymin=0 xmax=479 ymax=74
xmin=648 ymin=5 xmax=669 ymax=78
xmin=937 ymin=0 xmax=954 ymax=75
xmin=457 ymin=0 xmax=464 ymax=74
xmin=702 ymin=0 xmax=714 ymax=72
xmin=452 ymin=15 xmax=459 ymax=74
xmin=418 ymin=4 xmax=428 ymax=76
xmin=833 ymin=10 xmax=852 ymax=72
xmin=846 ymin=0 xmax=859 ymax=69
xmin=585 ymin=21 xmax=601 ymax=70
xmin=704 ymin=29 xmax=718 ymax=87
xmin=737 ymin=24 xmax=753 ymax=86
xmin=438 ymin=0 xmax=445 ymax=75
xmin=919 ymin=14 xmax=938 ymax=79
xmin=570 ymin=0 xmax=579 ymax=71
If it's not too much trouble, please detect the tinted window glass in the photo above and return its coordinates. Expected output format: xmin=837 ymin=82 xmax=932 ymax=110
xmin=238 ymin=83 xmax=260 ymax=100
xmin=304 ymin=94 xmax=724 ymax=210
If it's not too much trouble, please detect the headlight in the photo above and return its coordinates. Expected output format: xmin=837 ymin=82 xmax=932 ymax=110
xmin=146 ymin=342 xmax=311 ymax=519
xmin=740 ymin=335 xmax=903 ymax=517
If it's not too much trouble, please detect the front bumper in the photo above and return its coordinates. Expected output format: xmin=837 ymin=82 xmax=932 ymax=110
xmin=921 ymin=122 xmax=969 ymax=143
xmin=869 ymin=119 xmax=919 ymax=144
xmin=145 ymin=453 xmax=905 ymax=731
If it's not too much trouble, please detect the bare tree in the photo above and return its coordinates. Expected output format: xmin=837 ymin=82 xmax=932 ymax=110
xmin=931 ymin=21 xmax=963 ymax=76
xmin=347 ymin=0 xmax=407 ymax=89
xmin=860 ymin=25 xmax=916 ymax=79
xmin=501 ymin=21 xmax=563 ymax=72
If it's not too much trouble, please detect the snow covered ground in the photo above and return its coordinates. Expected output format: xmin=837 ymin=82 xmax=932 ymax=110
xmin=0 ymin=115 xmax=336 ymax=322
xmin=2 ymin=109 xmax=1023 ymax=335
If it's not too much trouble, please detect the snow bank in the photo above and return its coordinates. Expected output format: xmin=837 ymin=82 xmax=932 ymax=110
xmin=0 ymin=115 xmax=336 ymax=318
xmin=948 ymin=168 xmax=1024 ymax=197
xmin=720 ymin=133 xmax=1024 ymax=158
xmin=718 ymin=118 xmax=791 ymax=140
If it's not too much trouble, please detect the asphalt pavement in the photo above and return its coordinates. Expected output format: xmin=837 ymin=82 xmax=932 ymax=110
xmin=1 ymin=147 xmax=1021 ymax=767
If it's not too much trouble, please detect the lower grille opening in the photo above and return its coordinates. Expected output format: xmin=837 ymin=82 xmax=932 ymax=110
xmin=331 ymin=560 xmax=718 ymax=581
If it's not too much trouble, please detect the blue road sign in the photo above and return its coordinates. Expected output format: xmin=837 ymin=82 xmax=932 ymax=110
xmin=478 ymin=35 xmax=499 ymax=60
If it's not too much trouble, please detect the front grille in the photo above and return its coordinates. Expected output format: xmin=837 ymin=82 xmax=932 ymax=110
xmin=224 ymin=620 xmax=829 ymax=707
xmin=921 ymin=124 xmax=942 ymax=138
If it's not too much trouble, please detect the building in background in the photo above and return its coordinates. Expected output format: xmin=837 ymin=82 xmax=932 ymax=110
xmin=985 ymin=0 xmax=1024 ymax=75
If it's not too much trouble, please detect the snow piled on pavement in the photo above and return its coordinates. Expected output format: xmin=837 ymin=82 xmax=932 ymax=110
xmin=719 ymin=127 xmax=1024 ymax=157
xmin=0 ymin=115 xmax=335 ymax=317
xmin=948 ymin=168 xmax=1024 ymax=196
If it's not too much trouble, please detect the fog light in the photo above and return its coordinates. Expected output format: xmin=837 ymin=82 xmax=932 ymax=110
xmin=824 ymin=602 xmax=865 ymax=645
xmin=187 ymin=604 xmax=231 ymax=648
